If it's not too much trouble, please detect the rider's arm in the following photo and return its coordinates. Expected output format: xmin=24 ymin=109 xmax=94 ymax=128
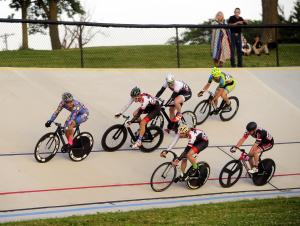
xmin=202 ymin=83 xmax=211 ymax=92
xmin=235 ymin=133 xmax=248 ymax=148
xmin=49 ymin=101 xmax=64 ymax=122
xmin=155 ymin=87 xmax=166 ymax=98
xmin=166 ymin=133 xmax=180 ymax=151
xmin=118 ymin=98 xmax=134 ymax=114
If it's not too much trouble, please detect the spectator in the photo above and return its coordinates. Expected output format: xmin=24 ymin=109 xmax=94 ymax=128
xmin=228 ymin=8 xmax=247 ymax=67
xmin=211 ymin=11 xmax=232 ymax=67
xmin=253 ymin=35 xmax=269 ymax=56
xmin=241 ymin=35 xmax=252 ymax=56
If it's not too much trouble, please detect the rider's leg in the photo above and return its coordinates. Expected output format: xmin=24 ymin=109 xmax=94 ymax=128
xmin=65 ymin=121 xmax=76 ymax=145
xmin=132 ymin=108 xmax=141 ymax=122
xmin=248 ymin=146 xmax=261 ymax=172
xmin=220 ymin=89 xmax=230 ymax=105
xmin=187 ymin=147 xmax=198 ymax=169
xmin=180 ymin=159 xmax=187 ymax=175
xmin=169 ymin=106 xmax=175 ymax=120
xmin=174 ymin=95 xmax=184 ymax=115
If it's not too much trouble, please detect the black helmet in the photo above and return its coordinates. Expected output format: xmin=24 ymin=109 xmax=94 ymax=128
xmin=246 ymin=121 xmax=257 ymax=132
xmin=62 ymin=92 xmax=73 ymax=102
xmin=130 ymin=86 xmax=141 ymax=97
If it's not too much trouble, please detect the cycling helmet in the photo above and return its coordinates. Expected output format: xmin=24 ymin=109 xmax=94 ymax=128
xmin=166 ymin=73 xmax=175 ymax=85
xmin=178 ymin=124 xmax=189 ymax=134
xmin=62 ymin=92 xmax=73 ymax=102
xmin=246 ymin=121 xmax=257 ymax=132
xmin=211 ymin=67 xmax=221 ymax=78
xmin=130 ymin=86 xmax=141 ymax=97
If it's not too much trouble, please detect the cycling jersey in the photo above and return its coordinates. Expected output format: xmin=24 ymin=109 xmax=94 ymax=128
xmin=243 ymin=126 xmax=273 ymax=145
xmin=50 ymin=100 xmax=89 ymax=128
xmin=167 ymin=128 xmax=209 ymax=158
xmin=156 ymin=80 xmax=191 ymax=99
xmin=208 ymin=72 xmax=235 ymax=89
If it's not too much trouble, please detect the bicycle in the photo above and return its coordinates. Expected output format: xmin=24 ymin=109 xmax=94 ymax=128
xmin=150 ymin=150 xmax=210 ymax=192
xmin=101 ymin=114 xmax=164 ymax=152
xmin=150 ymin=97 xmax=197 ymax=131
xmin=34 ymin=122 xmax=94 ymax=163
xmin=219 ymin=146 xmax=276 ymax=187
xmin=193 ymin=91 xmax=239 ymax=125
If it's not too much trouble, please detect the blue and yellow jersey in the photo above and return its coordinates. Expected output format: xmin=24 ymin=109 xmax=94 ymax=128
xmin=208 ymin=72 xmax=234 ymax=88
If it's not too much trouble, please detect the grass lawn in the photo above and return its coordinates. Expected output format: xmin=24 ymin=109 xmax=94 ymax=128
xmin=2 ymin=197 xmax=300 ymax=225
xmin=0 ymin=44 xmax=299 ymax=68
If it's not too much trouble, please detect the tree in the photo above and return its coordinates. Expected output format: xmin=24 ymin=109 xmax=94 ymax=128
xmin=30 ymin=0 xmax=85 ymax=50
xmin=261 ymin=0 xmax=279 ymax=43
xmin=1 ymin=0 xmax=30 ymax=49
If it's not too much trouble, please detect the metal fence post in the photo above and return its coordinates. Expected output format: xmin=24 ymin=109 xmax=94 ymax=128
xmin=175 ymin=27 xmax=181 ymax=68
xmin=275 ymin=27 xmax=279 ymax=67
xmin=79 ymin=25 xmax=84 ymax=68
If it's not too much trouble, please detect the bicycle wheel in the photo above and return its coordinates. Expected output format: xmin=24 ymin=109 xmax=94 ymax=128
xmin=69 ymin=132 xmax=94 ymax=162
xmin=219 ymin=160 xmax=243 ymax=188
xmin=193 ymin=100 xmax=211 ymax=125
xmin=140 ymin=126 xmax=164 ymax=153
xmin=34 ymin=132 xmax=60 ymax=163
xmin=219 ymin=96 xmax=239 ymax=121
xmin=181 ymin=111 xmax=197 ymax=128
xmin=149 ymin=112 xmax=164 ymax=129
xmin=150 ymin=162 xmax=177 ymax=192
xmin=186 ymin=162 xmax=210 ymax=189
xmin=252 ymin=158 xmax=276 ymax=186
xmin=101 ymin=124 xmax=127 ymax=151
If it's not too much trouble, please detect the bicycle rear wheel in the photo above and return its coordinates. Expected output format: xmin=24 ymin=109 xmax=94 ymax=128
xmin=219 ymin=96 xmax=239 ymax=121
xmin=101 ymin=124 xmax=127 ymax=151
xmin=140 ymin=126 xmax=164 ymax=153
xmin=34 ymin=132 xmax=60 ymax=163
xmin=252 ymin=158 xmax=276 ymax=186
xmin=193 ymin=100 xmax=211 ymax=125
xmin=219 ymin=160 xmax=243 ymax=188
xmin=69 ymin=132 xmax=94 ymax=162
xmin=186 ymin=162 xmax=210 ymax=189
xmin=181 ymin=111 xmax=197 ymax=128
xmin=149 ymin=112 xmax=164 ymax=129
xmin=150 ymin=162 xmax=177 ymax=192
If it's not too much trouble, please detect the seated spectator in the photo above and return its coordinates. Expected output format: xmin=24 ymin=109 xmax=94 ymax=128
xmin=253 ymin=35 xmax=269 ymax=56
xmin=241 ymin=36 xmax=251 ymax=56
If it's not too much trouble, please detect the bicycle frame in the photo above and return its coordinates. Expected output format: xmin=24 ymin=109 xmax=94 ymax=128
xmin=52 ymin=122 xmax=80 ymax=147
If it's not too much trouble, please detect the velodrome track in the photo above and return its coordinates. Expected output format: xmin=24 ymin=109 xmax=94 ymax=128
xmin=0 ymin=67 xmax=299 ymax=222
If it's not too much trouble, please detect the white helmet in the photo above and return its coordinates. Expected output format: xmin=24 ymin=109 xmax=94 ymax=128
xmin=166 ymin=73 xmax=175 ymax=85
xmin=178 ymin=124 xmax=189 ymax=134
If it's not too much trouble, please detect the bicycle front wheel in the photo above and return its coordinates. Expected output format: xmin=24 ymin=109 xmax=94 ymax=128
xmin=150 ymin=162 xmax=177 ymax=192
xmin=101 ymin=124 xmax=127 ymax=151
xmin=34 ymin=132 xmax=60 ymax=163
xmin=219 ymin=160 xmax=243 ymax=188
xmin=219 ymin=96 xmax=239 ymax=121
xmin=181 ymin=111 xmax=197 ymax=128
xmin=193 ymin=100 xmax=211 ymax=125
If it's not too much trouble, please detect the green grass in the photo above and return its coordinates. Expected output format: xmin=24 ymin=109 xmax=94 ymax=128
xmin=2 ymin=197 xmax=300 ymax=225
xmin=0 ymin=44 xmax=299 ymax=68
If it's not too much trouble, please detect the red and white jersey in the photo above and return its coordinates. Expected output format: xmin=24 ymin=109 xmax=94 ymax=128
xmin=119 ymin=93 xmax=157 ymax=114
xmin=162 ymin=80 xmax=190 ymax=93
xmin=187 ymin=128 xmax=209 ymax=147
xmin=243 ymin=126 xmax=273 ymax=145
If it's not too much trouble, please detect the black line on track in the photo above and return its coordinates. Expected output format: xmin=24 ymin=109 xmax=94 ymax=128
xmin=1 ymin=187 xmax=300 ymax=213
xmin=1 ymin=141 xmax=300 ymax=157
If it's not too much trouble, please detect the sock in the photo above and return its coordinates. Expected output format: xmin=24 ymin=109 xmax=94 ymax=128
xmin=137 ymin=136 xmax=143 ymax=142
xmin=192 ymin=163 xmax=198 ymax=169
xmin=68 ymin=137 xmax=73 ymax=146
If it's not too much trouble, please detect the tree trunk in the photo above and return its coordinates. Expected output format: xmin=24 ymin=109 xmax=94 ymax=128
xmin=262 ymin=0 xmax=279 ymax=43
xmin=48 ymin=0 xmax=61 ymax=50
xmin=21 ymin=0 xmax=29 ymax=49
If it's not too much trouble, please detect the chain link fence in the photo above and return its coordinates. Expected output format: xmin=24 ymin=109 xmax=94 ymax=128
xmin=0 ymin=19 xmax=299 ymax=68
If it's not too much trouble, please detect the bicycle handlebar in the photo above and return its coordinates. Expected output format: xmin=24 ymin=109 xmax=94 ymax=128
xmin=161 ymin=150 xmax=178 ymax=161
xmin=231 ymin=146 xmax=246 ymax=153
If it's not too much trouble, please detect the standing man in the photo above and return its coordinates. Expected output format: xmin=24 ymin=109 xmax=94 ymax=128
xmin=228 ymin=8 xmax=247 ymax=67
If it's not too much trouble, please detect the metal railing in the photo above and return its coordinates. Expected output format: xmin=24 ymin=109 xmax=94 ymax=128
xmin=0 ymin=18 xmax=299 ymax=68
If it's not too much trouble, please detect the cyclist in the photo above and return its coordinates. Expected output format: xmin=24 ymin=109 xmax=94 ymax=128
xmin=198 ymin=67 xmax=236 ymax=111
xmin=160 ymin=124 xmax=209 ymax=181
xmin=115 ymin=87 xmax=161 ymax=148
xmin=45 ymin=92 xmax=89 ymax=150
xmin=231 ymin=121 xmax=274 ymax=173
xmin=156 ymin=73 xmax=192 ymax=131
